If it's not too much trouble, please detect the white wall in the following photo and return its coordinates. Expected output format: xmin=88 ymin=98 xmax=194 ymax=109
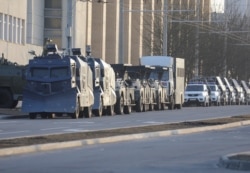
xmin=0 ymin=0 xmax=43 ymax=65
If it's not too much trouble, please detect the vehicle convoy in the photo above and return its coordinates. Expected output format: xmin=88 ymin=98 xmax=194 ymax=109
xmin=126 ymin=65 xmax=157 ymax=112
xmin=22 ymin=44 xmax=95 ymax=119
xmin=140 ymin=56 xmax=185 ymax=109
xmin=0 ymin=56 xmax=26 ymax=108
xmin=110 ymin=64 xmax=135 ymax=114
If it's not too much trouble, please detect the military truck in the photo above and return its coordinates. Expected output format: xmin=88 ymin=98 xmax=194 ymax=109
xmin=146 ymin=66 xmax=169 ymax=110
xmin=111 ymin=64 xmax=135 ymax=114
xmin=22 ymin=44 xmax=94 ymax=119
xmin=222 ymin=77 xmax=236 ymax=105
xmin=85 ymin=48 xmax=116 ymax=116
xmin=206 ymin=76 xmax=228 ymax=105
xmin=229 ymin=78 xmax=244 ymax=105
xmin=140 ymin=56 xmax=185 ymax=109
xmin=0 ymin=56 xmax=26 ymax=108
xmin=126 ymin=65 xmax=157 ymax=112
xmin=240 ymin=80 xmax=250 ymax=105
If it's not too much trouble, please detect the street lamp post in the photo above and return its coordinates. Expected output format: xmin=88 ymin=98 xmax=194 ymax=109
xmin=119 ymin=0 xmax=124 ymax=64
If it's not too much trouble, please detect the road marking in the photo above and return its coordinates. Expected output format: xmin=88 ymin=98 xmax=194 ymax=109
xmin=54 ymin=121 xmax=95 ymax=124
xmin=143 ymin=121 xmax=164 ymax=124
xmin=41 ymin=127 xmax=68 ymax=131
xmin=0 ymin=130 xmax=29 ymax=135
xmin=64 ymin=129 xmax=90 ymax=132
xmin=0 ymin=121 xmax=18 ymax=124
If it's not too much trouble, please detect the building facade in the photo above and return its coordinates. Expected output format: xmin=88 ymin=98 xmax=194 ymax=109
xmin=0 ymin=0 xmax=211 ymax=66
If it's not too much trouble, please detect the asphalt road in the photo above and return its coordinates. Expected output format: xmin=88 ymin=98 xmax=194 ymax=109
xmin=0 ymin=105 xmax=250 ymax=139
xmin=0 ymin=125 xmax=249 ymax=173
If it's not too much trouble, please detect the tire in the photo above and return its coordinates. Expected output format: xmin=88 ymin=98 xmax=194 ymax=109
xmin=107 ymin=105 xmax=115 ymax=116
xmin=136 ymin=95 xmax=144 ymax=112
xmin=93 ymin=98 xmax=103 ymax=117
xmin=124 ymin=97 xmax=131 ymax=114
xmin=0 ymin=88 xmax=15 ymax=108
xmin=176 ymin=103 xmax=182 ymax=109
xmin=71 ymin=99 xmax=80 ymax=119
xmin=115 ymin=97 xmax=124 ymax=114
xmin=48 ymin=113 xmax=55 ymax=119
xmin=12 ymin=100 xmax=19 ymax=108
xmin=84 ymin=106 xmax=92 ymax=118
xmin=41 ymin=113 xmax=48 ymax=119
xmin=168 ymin=95 xmax=175 ymax=110
xmin=154 ymin=94 xmax=161 ymax=110
xmin=29 ymin=113 xmax=37 ymax=119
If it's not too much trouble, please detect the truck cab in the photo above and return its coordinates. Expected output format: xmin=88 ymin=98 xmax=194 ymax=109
xmin=111 ymin=64 xmax=135 ymax=114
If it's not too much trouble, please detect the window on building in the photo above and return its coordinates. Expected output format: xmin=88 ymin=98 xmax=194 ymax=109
xmin=4 ymin=14 xmax=8 ymax=41
xmin=45 ymin=0 xmax=62 ymax=9
xmin=0 ymin=13 xmax=25 ymax=44
xmin=0 ymin=13 xmax=3 ymax=40
xmin=44 ymin=18 xmax=61 ymax=29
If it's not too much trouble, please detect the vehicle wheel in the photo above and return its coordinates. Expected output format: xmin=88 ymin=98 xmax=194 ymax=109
xmin=84 ymin=106 xmax=92 ymax=118
xmin=107 ymin=105 xmax=115 ymax=116
xmin=29 ymin=113 xmax=37 ymax=119
xmin=154 ymin=94 xmax=161 ymax=110
xmin=0 ymin=88 xmax=15 ymax=108
xmin=93 ymin=98 xmax=103 ymax=117
xmin=11 ymin=100 xmax=19 ymax=108
xmin=115 ymin=96 xmax=124 ymax=114
xmin=41 ymin=113 xmax=48 ymax=119
xmin=71 ymin=99 xmax=80 ymax=119
xmin=168 ymin=96 xmax=175 ymax=110
xmin=176 ymin=103 xmax=182 ymax=109
xmin=48 ymin=113 xmax=55 ymax=119
xmin=136 ymin=95 xmax=143 ymax=112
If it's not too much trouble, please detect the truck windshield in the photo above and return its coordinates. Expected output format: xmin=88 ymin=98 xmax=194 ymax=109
xmin=161 ymin=71 xmax=169 ymax=81
xmin=186 ymin=85 xmax=204 ymax=91
xmin=30 ymin=67 xmax=69 ymax=79
xmin=51 ymin=67 xmax=69 ymax=78
xmin=208 ymin=85 xmax=216 ymax=91
xmin=31 ymin=67 xmax=49 ymax=78
xmin=149 ymin=71 xmax=158 ymax=80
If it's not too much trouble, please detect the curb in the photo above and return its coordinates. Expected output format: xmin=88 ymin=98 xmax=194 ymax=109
xmin=0 ymin=120 xmax=250 ymax=157
xmin=218 ymin=152 xmax=250 ymax=171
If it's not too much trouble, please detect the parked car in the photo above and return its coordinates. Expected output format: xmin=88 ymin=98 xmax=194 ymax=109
xmin=184 ymin=83 xmax=210 ymax=107
xmin=207 ymin=83 xmax=220 ymax=106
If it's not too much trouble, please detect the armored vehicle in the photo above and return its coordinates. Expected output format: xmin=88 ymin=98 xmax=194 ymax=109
xmin=22 ymin=44 xmax=94 ymax=119
xmin=111 ymin=64 xmax=135 ymax=114
xmin=126 ymin=65 xmax=157 ymax=112
xmin=0 ymin=56 xmax=26 ymax=108
xmin=85 ymin=49 xmax=116 ymax=116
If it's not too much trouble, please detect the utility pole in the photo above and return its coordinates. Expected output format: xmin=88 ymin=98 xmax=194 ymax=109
xmin=67 ymin=0 xmax=73 ymax=55
xmin=163 ymin=0 xmax=168 ymax=56
xmin=119 ymin=0 xmax=124 ymax=63
xmin=194 ymin=0 xmax=200 ymax=77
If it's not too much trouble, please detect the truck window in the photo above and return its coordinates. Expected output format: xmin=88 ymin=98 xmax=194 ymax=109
xmin=31 ymin=67 xmax=49 ymax=78
xmin=149 ymin=71 xmax=158 ymax=80
xmin=161 ymin=71 xmax=169 ymax=81
xmin=51 ymin=67 xmax=69 ymax=78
